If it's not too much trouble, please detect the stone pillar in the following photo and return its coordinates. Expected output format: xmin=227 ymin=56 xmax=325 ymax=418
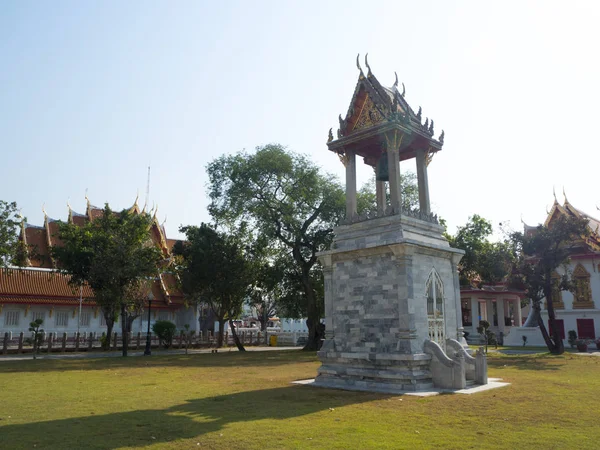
xmin=451 ymin=253 xmax=466 ymax=344
xmin=345 ymin=151 xmax=357 ymax=219
xmin=514 ymin=298 xmax=523 ymax=326
xmin=470 ymin=298 xmax=479 ymax=334
xmin=386 ymin=133 xmax=402 ymax=214
xmin=497 ymin=298 xmax=506 ymax=333
xmin=416 ymin=149 xmax=431 ymax=214
xmin=376 ymin=180 xmax=386 ymax=215
xmin=485 ymin=299 xmax=494 ymax=324
xmin=320 ymin=256 xmax=334 ymax=342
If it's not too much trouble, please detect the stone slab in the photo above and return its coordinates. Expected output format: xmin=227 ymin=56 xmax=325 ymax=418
xmin=291 ymin=377 xmax=510 ymax=396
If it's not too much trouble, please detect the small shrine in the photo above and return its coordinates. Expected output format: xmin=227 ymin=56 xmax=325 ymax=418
xmin=314 ymin=56 xmax=488 ymax=393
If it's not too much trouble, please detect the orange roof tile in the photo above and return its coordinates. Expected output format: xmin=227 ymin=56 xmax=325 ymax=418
xmin=24 ymin=227 xmax=52 ymax=268
xmin=0 ymin=268 xmax=93 ymax=298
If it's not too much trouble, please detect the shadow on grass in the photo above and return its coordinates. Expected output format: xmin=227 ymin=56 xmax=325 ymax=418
xmin=0 ymin=350 xmax=318 ymax=374
xmin=0 ymin=385 xmax=387 ymax=449
xmin=488 ymin=354 xmax=564 ymax=371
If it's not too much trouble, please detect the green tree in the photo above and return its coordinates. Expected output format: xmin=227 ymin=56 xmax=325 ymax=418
xmin=207 ymin=145 xmax=345 ymax=350
xmin=356 ymin=172 xmax=420 ymax=216
xmin=174 ymin=224 xmax=254 ymax=350
xmin=0 ymin=200 xmax=20 ymax=267
xmin=510 ymin=214 xmax=589 ymax=354
xmin=27 ymin=318 xmax=45 ymax=359
xmin=447 ymin=215 xmax=515 ymax=286
xmin=447 ymin=215 xmax=493 ymax=285
xmin=52 ymin=205 xmax=163 ymax=355
xmin=152 ymin=320 xmax=177 ymax=349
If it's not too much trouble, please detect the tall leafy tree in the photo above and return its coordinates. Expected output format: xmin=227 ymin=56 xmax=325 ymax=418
xmin=207 ymin=144 xmax=345 ymax=350
xmin=52 ymin=205 xmax=163 ymax=355
xmin=510 ymin=215 xmax=589 ymax=354
xmin=0 ymin=200 xmax=20 ymax=267
xmin=446 ymin=215 xmax=494 ymax=285
xmin=357 ymin=172 xmax=420 ymax=215
xmin=174 ymin=223 xmax=254 ymax=350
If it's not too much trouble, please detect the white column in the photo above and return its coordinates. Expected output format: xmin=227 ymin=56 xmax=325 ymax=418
xmin=497 ymin=298 xmax=506 ymax=333
xmin=416 ymin=149 xmax=431 ymax=214
xmin=514 ymin=299 xmax=523 ymax=327
xmin=486 ymin=299 xmax=494 ymax=325
xmin=470 ymin=297 xmax=479 ymax=335
xmin=345 ymin=151 xmax=357 ymax=219
xmin=372 ymin=166 xmax=386 ymax=215
xmin=386 ymin=138 xmax=402 ymax=214
xmin=376 ymin=180 xmax=386 ymax=215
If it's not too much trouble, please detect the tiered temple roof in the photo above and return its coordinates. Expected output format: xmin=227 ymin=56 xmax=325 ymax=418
xmin=327 ymin=54 xmax=445 ymax=166
xmin=1 ymin=197 xmax=184 ymax=309
xmin=525 ymin=191 xmax=600 ymax=254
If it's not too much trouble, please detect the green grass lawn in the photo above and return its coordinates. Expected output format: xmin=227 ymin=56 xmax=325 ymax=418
xmin=0 ymin=350 xmax=599 ymax=450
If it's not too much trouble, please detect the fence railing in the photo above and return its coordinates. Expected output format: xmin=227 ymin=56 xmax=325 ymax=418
xmin=0 ymin=330 xmax=309 ymax=355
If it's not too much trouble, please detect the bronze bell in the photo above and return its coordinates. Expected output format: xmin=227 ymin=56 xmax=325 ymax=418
xmin=375 ymin=153 xmax=389 ymax=181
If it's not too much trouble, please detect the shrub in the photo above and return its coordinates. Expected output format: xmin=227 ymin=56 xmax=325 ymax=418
xmin=152 ymin=320 xmax=177 ymax=349
xmin=568 ymin=330 xmax=577 ymax=349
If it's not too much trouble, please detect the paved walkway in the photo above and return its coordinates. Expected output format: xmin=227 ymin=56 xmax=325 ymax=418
xmin=0 ymin=346 xmax=301 ymax=362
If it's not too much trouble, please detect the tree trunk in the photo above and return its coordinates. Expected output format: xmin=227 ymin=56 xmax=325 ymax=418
xmin=105 ymin=319 xmax=115 ymax=350
xmin=543 ymin=276 xmax=564 ymax=355
xmin=523 ymin=300 xmax=541 ymax=327
xmin=300 ymin=268 xmax=320 ymax=351
xmin=217 ymin=319 xmax=226 ymax=348
xmin=229 ymin=319 xmax=245 ymax=351
xmin=121 ymin=305 xmax=128 ymax=357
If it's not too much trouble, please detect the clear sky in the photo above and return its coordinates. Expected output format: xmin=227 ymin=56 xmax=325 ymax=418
xmin=2 ymin=1 xmax=600 ymax=239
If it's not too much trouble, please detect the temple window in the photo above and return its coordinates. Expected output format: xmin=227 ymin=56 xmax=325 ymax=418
xmin=426 ymin=270 xmax=444 ymax=318
xmin=572 ymin=263 xmax=594 ymax=309
xmin=55 ymin=311 xmax=69 ymax=327
xmin=80 ymin=312 xmax=91 ymax=327
xmin=4 ymin=310 xmax=20 ymax=327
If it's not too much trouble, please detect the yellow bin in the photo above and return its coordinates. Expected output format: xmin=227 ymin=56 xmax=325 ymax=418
xmin=269 ymin=334 xmax=278 ymax=347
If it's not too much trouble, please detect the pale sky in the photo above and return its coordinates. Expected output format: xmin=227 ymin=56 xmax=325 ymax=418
xmin=2 ymin=1 xmax=600 ymax=239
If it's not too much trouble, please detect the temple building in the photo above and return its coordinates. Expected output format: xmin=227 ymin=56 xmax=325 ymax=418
xmin=503 ymin=194 xmax=600 ymax=346
xmin=0 ymin=198 xmax=201 ymax=337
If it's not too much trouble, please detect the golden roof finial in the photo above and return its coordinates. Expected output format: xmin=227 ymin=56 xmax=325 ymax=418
xmin=161 ymin=215 xmax=167 ymax=226
xmin=563 ymin=186 xmax=568 ymax=205
xmin=134 ymin=190 xmax=139 ymax=207
xmin=553 ymin=186 xmax=557 ymax=203
xmin=356 ymin=53 xmax=365 ymax=79
xmin=153 ymin=205 xmax=158 ymax=221
xmin=364 ymin=53 xmax=372 ymax=77
xmin=546 ymin=204 xmax=551 ymax=215
xmin=85 ymin=189 xmax=90 ymax=208
xmin=42 ymin=203 xmax=47 ymax=219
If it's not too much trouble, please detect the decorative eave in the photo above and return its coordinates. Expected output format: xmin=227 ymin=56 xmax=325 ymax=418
xmin=18 ymin=219 xmax=31 ymax=267
xmin=129 ymin=193 xmax=141 ymax=214
xmin=328 ymin=54 xmax=444 ymax=165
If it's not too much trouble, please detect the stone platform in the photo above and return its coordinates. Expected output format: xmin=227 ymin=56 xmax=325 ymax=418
xmin=293 ymin=377 xmax=509 ymax=396
xmin=315 ymin=213 xmax=467 ymax=393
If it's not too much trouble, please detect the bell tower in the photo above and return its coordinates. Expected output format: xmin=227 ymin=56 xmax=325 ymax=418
xmin=314 ymin=56 xmax=470 ymax=394
xmin=327 ymin=54 xmax=443 ymax=221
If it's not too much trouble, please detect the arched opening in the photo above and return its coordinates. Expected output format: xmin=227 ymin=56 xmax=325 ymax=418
xmin=426 ymin=269 xmax=445 ymax=346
